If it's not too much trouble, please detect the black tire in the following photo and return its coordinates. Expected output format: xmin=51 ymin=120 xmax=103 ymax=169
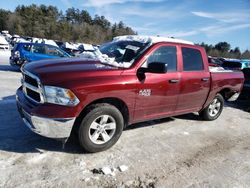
xmin=78 ymin=103 xmax=124 ymax=153
xmin=200 ymin=94 xmax=224 ymax=121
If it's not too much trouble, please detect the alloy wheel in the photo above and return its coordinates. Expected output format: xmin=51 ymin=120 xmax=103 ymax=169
xmin=88 ymin=115 xmax=116 ymax=144
xmin=208 ymin=98 xmax=221 ymax=117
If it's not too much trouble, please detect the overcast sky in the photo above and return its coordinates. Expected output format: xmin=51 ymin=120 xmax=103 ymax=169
xmin=1 ymin=0 xmax=250 ymax=51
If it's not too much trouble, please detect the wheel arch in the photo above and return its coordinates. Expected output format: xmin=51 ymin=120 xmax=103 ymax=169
xmin=73 ymin=97 xmax=130 ymax=132
xmin=218 ymin=88 xmax=234 ymax=101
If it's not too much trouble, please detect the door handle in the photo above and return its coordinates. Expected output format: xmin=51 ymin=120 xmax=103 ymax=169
xmin=169 ymin=79 xmax=179 ymax=83
xmin=201 ymin=78 xmax=209 ymax=82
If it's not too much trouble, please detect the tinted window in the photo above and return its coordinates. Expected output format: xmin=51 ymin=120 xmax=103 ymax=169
xmin=145 ymin=46 xmax=177 ymax=72
xmin=182 ymin=48 xmax=204 ymax=71
xmin=13 ymin=43 xmax=20 ymax=51
xmin=32 ymin=45 xmax=46 ymax=54
xmin=208 ymin=57 xmax=222 ymax=66
xmin=222 ymin=61 xmax=241 ymax=69
xmin=23 ymin=44 xmax=31 ymax=52
xmin=45 ymin=46 xmax=64 ymax=57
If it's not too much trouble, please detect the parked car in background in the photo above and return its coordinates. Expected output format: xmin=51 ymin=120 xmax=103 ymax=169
xmin=57 ymin=42 xmax=99 ymax=57
xmin=58 ymin=42 xmax=81 ymax=56
xmin=1 ymin=31 xmax=12 ymax=43
xmin=209 ymin=58 xmax=250 ymax=71
xmin=208 ymin=56 xmax=223 ymax=67
xmin=240 ymin=68 xmax=250 ymax=100
xmin=0 ymin=36 xmax=11 ymax=63
xmin=240 ymin=60 xmax=250 ymax=69
xmin=0 ymin=35 xmax=10 ymax=50
xmin=76 ymin=43 xmax=102 ymax=58
xmin=220 ymin=58 xmax=242 ymax=70
xmin=10 ymin=42 xmax=71 ymax=67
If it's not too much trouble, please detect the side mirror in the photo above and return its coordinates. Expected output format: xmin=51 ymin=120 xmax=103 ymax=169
xmin=137 ymin=62 xmax=168 ymax=81
xmin=148 ymin=62 xmax=168 ymax=73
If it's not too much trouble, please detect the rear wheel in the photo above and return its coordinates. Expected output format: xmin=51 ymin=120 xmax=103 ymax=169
xmin=200 ymin=94 xmax=224 ymax=121
xmin=78 ymin=103 xmax=124 ymax=153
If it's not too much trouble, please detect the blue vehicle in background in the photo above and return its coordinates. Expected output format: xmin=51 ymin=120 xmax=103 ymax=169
xmin=220 ymin=58 xmax=250 ymax=70
xmin=240 ymin=60 xmax=250 ymax=69
xmin=10 ymin=42 xmax=71 ymax=67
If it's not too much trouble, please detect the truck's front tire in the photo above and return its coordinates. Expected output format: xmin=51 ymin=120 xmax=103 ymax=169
xmin=200 ymin=94 xmax=224 ymax=121
xmin=78 ymin=103 xmax=124 ymax=153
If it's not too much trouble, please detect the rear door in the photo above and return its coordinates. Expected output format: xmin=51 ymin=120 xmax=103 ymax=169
xmin=133 ymin=44 xmax=180 ymax=122
xmin=175 ymin=46 xmax=210 ymax=113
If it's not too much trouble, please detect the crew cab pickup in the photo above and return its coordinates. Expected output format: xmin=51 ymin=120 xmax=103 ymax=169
xmin=16 ymin=35 xmax=244 ymax=152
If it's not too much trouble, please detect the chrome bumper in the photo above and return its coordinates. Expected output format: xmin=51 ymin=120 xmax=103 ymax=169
xmin=228 ymin=92 xmax=240 ymax=102
xmin=20 ymin=108 xmax=75 ymax=139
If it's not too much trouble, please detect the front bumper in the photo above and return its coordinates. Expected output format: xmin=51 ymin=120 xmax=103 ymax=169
xmin=16 ymin=88 xmax=76 ymax=139
xmin=9 ymin=57 xmax=23 ymax=66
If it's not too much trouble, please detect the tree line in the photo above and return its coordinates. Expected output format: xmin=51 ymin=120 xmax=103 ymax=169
xmin=0 ymin=5 xmax=249 ymax=59
xmin=198 ymin=42 xmax=250 ymax=59
xmin=0 ymin=4 xmax=136 ymax=44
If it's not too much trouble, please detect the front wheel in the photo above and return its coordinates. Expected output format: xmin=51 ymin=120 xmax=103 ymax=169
xmin=78 ymin=103 xmax=124 ymax=153
xmin=200 ymin=94 xmax=224 ymax=121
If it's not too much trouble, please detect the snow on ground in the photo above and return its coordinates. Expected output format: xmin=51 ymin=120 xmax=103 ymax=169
xmin=0 ymin=50 xmax=11 ymax=63
xmin=0 ymin=60 xmax=250 ymax=187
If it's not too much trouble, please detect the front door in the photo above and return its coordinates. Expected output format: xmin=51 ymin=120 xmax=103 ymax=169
xmin=133 ymin=44 xmax=180 ymax=122
xmin=30 ymin=44 xmax=49 ymax=61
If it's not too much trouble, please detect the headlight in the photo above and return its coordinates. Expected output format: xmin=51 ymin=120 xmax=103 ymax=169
xmin=44 ymin=86 xmax=80 ymax=106
xmin=14 ymin=51 xmax=20 ymax=58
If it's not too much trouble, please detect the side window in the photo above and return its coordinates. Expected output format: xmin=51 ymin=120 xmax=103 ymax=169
xmin=182 ymin=47 xmax=204 ymax=71
xmin=22 ymin=44 xmax=31 ymax=52
xmin=144 ymin=46 xmax=177 ymax=72
xmin=45 ymin=46 xmax=64 ymax=57
xmin=32 ymin=45 xmax=46 ymax=54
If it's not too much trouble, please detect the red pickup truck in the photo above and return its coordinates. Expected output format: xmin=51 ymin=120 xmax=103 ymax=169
xmin=16 ymin=35 xmax=244 ymax=152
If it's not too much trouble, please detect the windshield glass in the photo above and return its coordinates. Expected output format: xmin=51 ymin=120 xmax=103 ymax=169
xmin=99 ymin=40 xmax=149 ymax=68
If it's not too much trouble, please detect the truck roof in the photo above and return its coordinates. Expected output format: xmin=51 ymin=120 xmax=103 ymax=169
xmin=113 ymin=35 xmax=194 ymax=45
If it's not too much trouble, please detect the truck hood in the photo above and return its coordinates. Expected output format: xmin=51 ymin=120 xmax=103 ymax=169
xmin=24 ymin=57 xmax=118 ymax=74
xmin=23 ymin=57 xmax=122 ymax=85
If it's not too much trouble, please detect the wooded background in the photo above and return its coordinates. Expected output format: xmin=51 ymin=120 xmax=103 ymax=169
xmin=0 ymin=4 xmax=136 ymax=44
xmin=0 ymin=4 xmax=249 ymax=59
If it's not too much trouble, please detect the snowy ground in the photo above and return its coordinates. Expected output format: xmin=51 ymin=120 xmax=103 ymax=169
xmin=0 ymin=60 xmax=250 ymax=188
xmin=0 ymin=50 xmax=10 ymax=62
xmin=0 ymin=50 xmax=19 ymax=72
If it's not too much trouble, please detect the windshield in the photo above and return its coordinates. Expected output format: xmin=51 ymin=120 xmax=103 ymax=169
xmin=99 ymin=40 xmax=149 ymax=68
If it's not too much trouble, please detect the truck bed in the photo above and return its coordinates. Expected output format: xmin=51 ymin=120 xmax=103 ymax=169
xmin=203 ymin=67 xmax=244 ymax=108
xmin=209 ymin=66 xmax=235 ymax=73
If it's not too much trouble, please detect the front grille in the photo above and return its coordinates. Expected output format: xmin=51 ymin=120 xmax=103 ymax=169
xmin=26 ymin=88 xmax=41 ymax=102
xmin=22 ymin=70 xmax=44 ymax=104
xmin=24 ymin=74 xmax=38 ymax=88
